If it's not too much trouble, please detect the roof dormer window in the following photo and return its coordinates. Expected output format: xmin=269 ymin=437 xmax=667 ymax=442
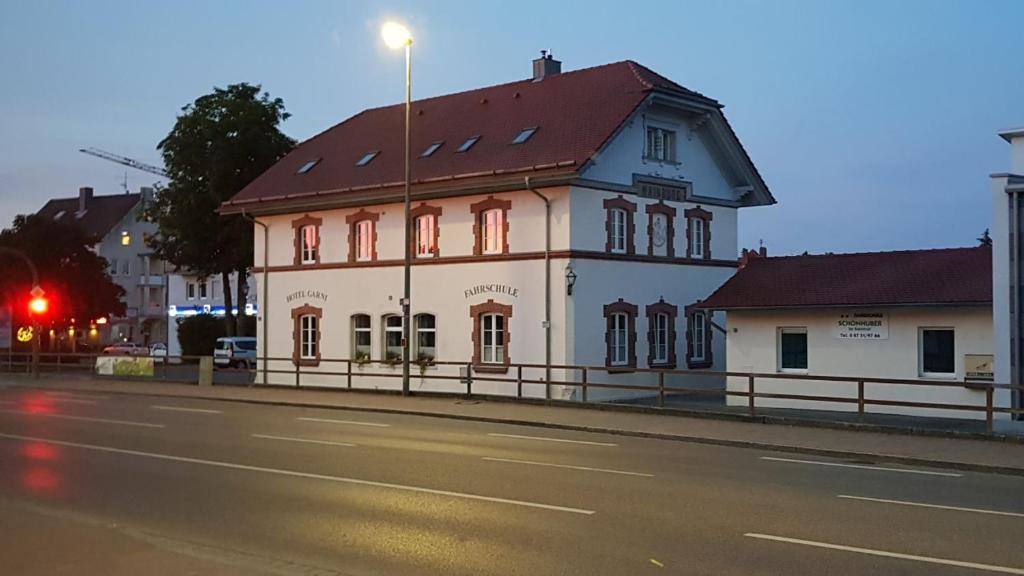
xmin=421 ymin=141 xmax=444 ymax=157
xmin=457 ymin=136 xmax=480 ymax=153
xmin=297 ymin=159 xmax=320 ymax=174
xmin=511 ymin=127 xmax=537 ymax=145
xmin=356 ymin=151 xmax=379 ymax=166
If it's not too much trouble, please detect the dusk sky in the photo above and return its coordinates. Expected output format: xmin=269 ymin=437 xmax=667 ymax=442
xmin=1 ymin=0 xmax=1021 ymax=256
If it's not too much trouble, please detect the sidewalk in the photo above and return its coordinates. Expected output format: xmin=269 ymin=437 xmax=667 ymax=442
xmin=3 ymin=374 xmax=1023 ymax=476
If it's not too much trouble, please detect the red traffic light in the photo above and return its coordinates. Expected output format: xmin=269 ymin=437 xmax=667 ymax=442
xmin=29 ymin=297 xmax=48 ymax=315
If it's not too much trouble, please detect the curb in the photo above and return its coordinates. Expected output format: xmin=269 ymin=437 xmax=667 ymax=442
xmin=8 ymin=381 xmax=1024 ymax=477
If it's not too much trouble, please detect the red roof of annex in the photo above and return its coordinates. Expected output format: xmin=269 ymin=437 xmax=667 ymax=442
xmin=699 ymin=246 xmax=992 ymax=310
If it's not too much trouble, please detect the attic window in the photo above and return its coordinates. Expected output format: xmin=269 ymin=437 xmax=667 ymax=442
xmin=457 ymin=136 xmax=480 ymax=153
xmin=356 ymin=151 xmax=379 ymax=166
xmin=53 ymin=210 xmax=66 ymax=220
xmin=75 ymin=210 xmax=87 ymax=219
xmin=511 ymin=127 xmax=537 ymax=145
xmin=297 ymin=159 xmax=320 ymax=174
xmin=421 ymin=142 xmax=444 ymax=157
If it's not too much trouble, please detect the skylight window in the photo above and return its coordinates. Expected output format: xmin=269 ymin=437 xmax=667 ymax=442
xmin=421 ymin=141 xmax=444 ymax=157
xmin=297 ymin=159 xmax=320 ymax=174
xmin=53 ymin=210 xmax=66 ymax=220
xmin=356 ymin=151 xmax=379 ymax=166
xmin=457 ymin=136 xmax=480 ymax=153
xmin=511 ymin=127 xmax=537 ymax=145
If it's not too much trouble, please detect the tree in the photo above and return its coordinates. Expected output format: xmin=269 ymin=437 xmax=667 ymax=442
xmin=0 ymin=215 xmax=126 ymax=344
xmin=146 ymin=83 xmax=295 ymax=335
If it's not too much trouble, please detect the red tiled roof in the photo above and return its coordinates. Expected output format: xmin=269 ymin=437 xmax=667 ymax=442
xmin=700 ymin=246 xmax=992 ymax=309
xmin=224 ymin=60 xmax=722 ymax=209
xmin=36 ymin=193 xmax=140 ymax=240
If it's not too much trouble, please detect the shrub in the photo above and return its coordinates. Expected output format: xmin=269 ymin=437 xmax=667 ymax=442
xmin=176 ymin=315 xmax=225 ymax=356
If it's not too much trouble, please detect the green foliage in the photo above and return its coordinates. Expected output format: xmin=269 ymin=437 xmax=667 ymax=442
xmin=0 ymin=214 xmax=126 ymax=330
xmin=237 ymin=314 xmax=257 ymax=337
xmin=176 ymin=315 xmax=226 ymax=356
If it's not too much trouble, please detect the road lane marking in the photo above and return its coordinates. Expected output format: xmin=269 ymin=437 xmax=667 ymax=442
xmin=482 ymin=457 xmax=652 ymax=477
xmin=151 ymin=405 xmax=223 ymax=414
xmin=45 ymin=391 xmax=109 ymax=400
xmin=744 ymin=533 xmax=1024 ymax=574
xmin=0 ymin=409 xmax=164 ymax=428
xmin=838 ymin=495 xmax=1024 ymax=518
xmin=0 ymin=432 xmax=594 ymax=515
xmin=759 ymin=456 xmax=962 ymax=477
xmin=486 ymin=433 xmax=617 ymax=447
xmin=46 ymin=397 xmax=98 ymax=405
xmin=296 ymin=417 xmax=390 ymax=427
xmin=251 ymin=434 xmax=357 ymax=448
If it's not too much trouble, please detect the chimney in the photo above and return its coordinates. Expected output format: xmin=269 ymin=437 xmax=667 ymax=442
xmin=532 ymin=50 xmax=561 ymax=81
xmin=78 ymin=187 xmax=93 ymax=213
xmin=739 ymin=246 xmax=768 ymax=269
xmin=140 ymin=186 xmax=154 ymax=205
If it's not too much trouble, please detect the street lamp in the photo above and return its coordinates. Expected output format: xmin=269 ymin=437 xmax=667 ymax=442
xmin=382 ymin=21 xmax=414 ymax=396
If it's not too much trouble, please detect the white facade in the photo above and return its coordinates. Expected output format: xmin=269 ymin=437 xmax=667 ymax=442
xmin=723 ymin=307 xmax=1003 ymax=420
xmin=991 ymin=127 xmax=1024 ymax=417
xmin=166 ymin=271 xmax=257 ymax=356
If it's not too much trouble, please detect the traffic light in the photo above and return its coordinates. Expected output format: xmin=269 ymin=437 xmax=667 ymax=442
xmin=28 ymin=296 xmax=48 ymax=315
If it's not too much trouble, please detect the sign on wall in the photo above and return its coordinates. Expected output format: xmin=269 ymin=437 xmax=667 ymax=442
xmin=964 ymin=354 xmax=994 ymax=381
xmin=834 ymin=312 xmax=888 ymax=340
xmin=464 ymin=284 xmax=519 ymax=299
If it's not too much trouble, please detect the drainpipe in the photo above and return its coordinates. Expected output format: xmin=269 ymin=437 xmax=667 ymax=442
xmin=525 ymin=176 xmax=552 ymax=399
xmin=241 ymin=209 xmax=269 ymax=387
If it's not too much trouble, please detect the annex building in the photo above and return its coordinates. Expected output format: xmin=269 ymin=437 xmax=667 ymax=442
xmin=221 ymin=55 xmax=775 ymax=398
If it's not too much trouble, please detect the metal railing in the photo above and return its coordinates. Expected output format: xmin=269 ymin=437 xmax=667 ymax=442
xmin=2 ymin=351 xmax=1021 ymax=434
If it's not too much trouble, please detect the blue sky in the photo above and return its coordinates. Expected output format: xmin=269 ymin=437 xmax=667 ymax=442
xmin=1 ymin=0 xmax=1021 ymax=255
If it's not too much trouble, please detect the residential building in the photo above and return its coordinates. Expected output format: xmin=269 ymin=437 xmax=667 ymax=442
xmin=166 ymin=271 xmax=257 ymax=356
xmin=991 ymin=127 xmax=1024 ymax=418
xmin=699 ymin=246 xmax=1002 ymax=420
xmin=36 ymin=186 xmax=166 ymax=345
xmin=221 ymin=56 xmax=775 ymax=398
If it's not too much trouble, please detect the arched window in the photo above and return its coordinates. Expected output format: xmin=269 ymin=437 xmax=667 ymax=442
xmin=382 ymin=315 xmax=403 ymax=362
xmin=351 ymin=314 xmax=371 ymax=361
xmin=415 ymin=314 xmax=436 ymax=361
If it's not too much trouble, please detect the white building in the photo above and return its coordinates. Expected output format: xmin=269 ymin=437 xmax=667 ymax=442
xmin=36 ymin=186 xmax=166 ymax=346
xmin=221 ymin=56 xmax=774 ymax=398
xmin=991 ymin=127 xmax=1024 ymax=419
xmin=700 ymin=246 xmax=1003 ymax=420
xmin=165 ymin=271 xmax=257 ymax=356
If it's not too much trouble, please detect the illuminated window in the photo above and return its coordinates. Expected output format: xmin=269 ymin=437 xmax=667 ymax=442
xmin=121 ymin=231 xmax=131 ymax=246
xmin=301 ymin=225 xmax=318 ymax=264
xmin=415 ymin=214 xmax=435 ymax=257
xmin=481 ymin=209 xmax=503 ymax=254
xmin=355 ymin=220 xmax=373 ymax=261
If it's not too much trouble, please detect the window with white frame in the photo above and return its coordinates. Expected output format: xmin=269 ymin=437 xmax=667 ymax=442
xmin=609 ymin=312 xmax=629 ymax=366
xmin=646 ymin=127 xmax=676 ymax=162
xmin=778 ymin=328 xmax=808 ymax=372
xmin=610 ymin=208 xmax=627 ymax=254
xmin=199 ymin=281 xmax=208 ymax=300
xmin=480 ymin=313 xmax=505 ymax=364
xmin=416 ymin=214 xmax=435 ymax=258
xmin=383 ymin=315 xmax=403 ymax=362
xmin=481 ymin=208 xmax=503 ymax=254
xmin=300 ymin=224 xmax=318 ymax=264
xmin=691 ymin=218 xmax=705 ymax=258
xmin=351 ymin=314 xmax=371 ymax=360
xmin=300 ymin=315 xmax=318 ymax=360
xmin=415 ymin=314 xmax=436 ymax=362
xmin=653 ymin=312 xmax=669 ymax=364
xmin=185 ymin=282 xmax=195 ymax=300
xmin=920 ymin=328 xmax=955 ymax=377
xmin=355 ymin=220 xmax=373 ymax=261
xmin=120 ymin=259 xmax=131 ymax=276
xmin=691 ymin=311 xmax=707 ymax=362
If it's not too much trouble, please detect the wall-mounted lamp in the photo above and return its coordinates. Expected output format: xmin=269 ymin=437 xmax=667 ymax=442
xmin=565 ymin=265 xmax=577 ymax=296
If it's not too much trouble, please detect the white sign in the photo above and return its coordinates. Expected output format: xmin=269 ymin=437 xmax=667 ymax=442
xmin=834 ymin=312 xmax=888 ymax=340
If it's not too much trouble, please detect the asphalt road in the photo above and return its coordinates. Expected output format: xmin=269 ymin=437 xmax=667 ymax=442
xmin=0 ymin=386 xmax=1022 ymax=575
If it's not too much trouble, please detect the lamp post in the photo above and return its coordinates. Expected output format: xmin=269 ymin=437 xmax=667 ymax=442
xmin=382 ymin=21 xmax=414 ymax=396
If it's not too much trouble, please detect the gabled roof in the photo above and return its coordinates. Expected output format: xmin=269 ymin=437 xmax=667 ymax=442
xmin=36 ymin=193 xmax=140 ymax=240
xmin=700 ymin=246 xmax=992 ymax=310
xmin=223 ymin=60 xmax=770 ymax=213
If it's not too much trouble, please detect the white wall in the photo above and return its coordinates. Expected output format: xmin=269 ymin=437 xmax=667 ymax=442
xmin=723 ymin=307 xmax=1003 ymax=420
xmin=166 ymin=271 xmax=257 ymax=357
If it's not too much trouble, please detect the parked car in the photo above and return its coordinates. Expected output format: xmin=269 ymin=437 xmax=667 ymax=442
xmin=213 ymin=337 xmax=257 ymax=369
xmin=102 ymin=342 xmax=147 ymax=356
xmin=149 ymin=343 xmax=167 ymax=359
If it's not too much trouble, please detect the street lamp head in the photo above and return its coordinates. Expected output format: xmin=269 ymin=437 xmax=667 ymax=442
xmin=382 ymin=21 xmax=413 ymax=49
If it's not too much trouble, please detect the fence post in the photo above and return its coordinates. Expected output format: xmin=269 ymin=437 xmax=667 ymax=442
xmin=748 ymin=374 xmax=756 ymax=418
xmin=56 ymin=350 xmax=61 ymax=373
xmin=516 ymin=365 xmax=523 ymax=399
xmin=580 ymin=367 xmax=588 ymax=403
xmin=465 ymin=363 xmax=473 ymax=399
xmin=857 ymin=380 xmax=865 ymax=420
xmin=294 ymin=361 xmax=300 ymax=388
xmin=347 ymin=360 xmax=352 ymax=389
xmin=658 ymin=371 xmax=665 ymax=408
xmin=985 ymin=386 xmax=994 ymax=435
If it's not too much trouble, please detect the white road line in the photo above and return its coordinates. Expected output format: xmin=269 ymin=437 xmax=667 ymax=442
xmin=0 ymin=432 xmax=594 ymax=515
xmin=486 ymin=433 xmax=617 ymax=447
xmin=0 ymin=409 xmax=164 ymax=428
xmin=46 ymin=397 xmax=98 ymax=405
xmin=251 ymin=434 xmax=357 ymax=448
xmin=45 ymin=391 xmax=109 ymax=400
xmin=482 ymin=457 xmax=652 ymax=477
xmin=744 ymin=533 xmax=1024 ymax=575
xmin=296 ymin=417 xmax=390 ymax=428
xmin=838 ymin=495 xmax=1024 ymax=518
xmin=759 ymin=456 xmax=962 ymax=477
xmin=151 ymin=405 xmax=223 ymax=415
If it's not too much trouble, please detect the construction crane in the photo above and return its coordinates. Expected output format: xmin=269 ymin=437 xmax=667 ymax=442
xmin=79 ymin=147 xmax=168 ymax=178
